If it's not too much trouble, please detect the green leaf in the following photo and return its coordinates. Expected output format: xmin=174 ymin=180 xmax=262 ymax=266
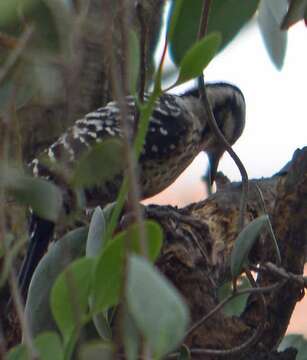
xmin=6 ymin=331 xmax=63 ymax=360
xmin=0 ymin=0 xmax=37 ymax=26
xmin=231 ymin=215 xmax=269 ymax=277
xmin=25 ymin=227 xmax=87 ymax=337
xmin=1 ymin=166 xmax=62 ymax=222
xmin=175 ymin=32 xmax=221 ymax=86
xmin=87 ymin=205 xmax=115 ymax=340
xmin=50 ymin=257 xmax=94 ymax=342
xmin=281 ymin=0 xmax=307 ymax=29
xmin=92 ymin=221 xmax=163 ymax=312
xmin=167 ymin=0 xmax=184 ymax=42
xmin=5 ymin=344 xmax=26 ymax=360
xmin=79 ymin=341 xmax=114 ymax=360
xmin=178 ymin=344 xmax=191 ymax=360
xmin=91 ymin=311 xmax=112 ymax=340
xmin=73 ymin=139 xmax=124 ymax=188
xmin=128 ymin=30 xmax=140 ymax=94
xmin=258 ymin=0 xmax=288 ymax=69
xmin=86 ymin=203 xmax=116 ymax=259
xmin=169 ymin=0 xmax=259 ymax=65
xmin=217 ymin=277 xmax=250 ymax=316
xmin=86 ymin=207 xmax=106 ymax=258
xmin=0 ymin=0 xmax=70 ymax=53
xmin=33 ymin=332 xmax=64 ymax=360
xmin=127 ymin=255 xmax=189 ymax=358
xmin=279 ymin=334 xmax=307 ymax=360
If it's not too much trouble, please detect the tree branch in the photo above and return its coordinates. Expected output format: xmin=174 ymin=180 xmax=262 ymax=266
xmin=144 ymin=147 xmax=307 ymax=358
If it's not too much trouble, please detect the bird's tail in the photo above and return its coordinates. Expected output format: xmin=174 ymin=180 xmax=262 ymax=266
xmin=18 ymin=214 xmax=54 ymax=301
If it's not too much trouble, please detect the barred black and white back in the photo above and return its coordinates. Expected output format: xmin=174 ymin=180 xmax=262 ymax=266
xmin=29 ymin=83 xmax=245 ymax=204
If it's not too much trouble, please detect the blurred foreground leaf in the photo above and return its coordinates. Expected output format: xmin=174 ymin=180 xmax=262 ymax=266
xmin=169 ymin=0 xmax=259 ymax=65
xmin=127 ymin=255 xmax=189 ymax=358
xmin=73 ymin=139 xmax=124 ymax=188
xmin=25 ymin=227 xmax=87 ymax=336
xmin=79 ymin=341 xmax=113 ymax=360
xmin=6 ymin=331 xmax=63 ymax=360
xmin=175 ymin=32 xmax=221 ymax=86
xmin=258 ymin=0 xmax=288 ymax=69
xmin=92 ymin=221 xmax=163 ymax=312
xmin=1 ymin=166 xmax=62 ymax=221
xmin=51 ymin=257 xmax=94 ymax=342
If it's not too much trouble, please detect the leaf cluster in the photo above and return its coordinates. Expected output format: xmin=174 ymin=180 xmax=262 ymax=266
xmin=1 ymin=0 xmax=307 ymax=359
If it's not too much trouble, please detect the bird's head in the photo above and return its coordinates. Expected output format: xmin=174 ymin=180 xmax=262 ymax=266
xmin=206 ymin=83 xmax=245 ymax=184
xmin=183 ymin=82 xmax=246 ymax=184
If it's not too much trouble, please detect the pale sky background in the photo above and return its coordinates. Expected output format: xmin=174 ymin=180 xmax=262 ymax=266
xmin=205 ymin=20 xmax=307 ymax=180
xmin=147 ymin=13 xmax=307 ymax=207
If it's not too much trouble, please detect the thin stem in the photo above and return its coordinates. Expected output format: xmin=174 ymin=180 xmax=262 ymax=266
xmin=169 ymin=324 xmax=263 ymax=358
xmin=0 ymin=26 xmax=33 ymax=85
xmin=196 ymin=0 xmax=248 ymax=231
xmin=108 ymin=0 xmax=148 ymax=257
xmin=184 ymin=280 xmax=283 ymax=340
xmin=0 ymin=26 xmax=35 ymax=356
xmin=251 ymin=262 xmax=306 ymax=288
xmin=105 ymin=24 xmax=166 ymax=244
xmin=136 ymin=1 xmax=147 ymax=103
xmin=255 ymin=182 xmax=281 ymax=266
xmin=9 ymin=269 xmax=38 ymax=359
xmin=197 ymin=0 xmax=212 ymax=39
xmin=198 ymin=77 xmax=249 ymax=231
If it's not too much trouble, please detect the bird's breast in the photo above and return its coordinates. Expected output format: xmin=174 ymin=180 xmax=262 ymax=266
xmin=140 ymin=141 xmax=200 ymax=199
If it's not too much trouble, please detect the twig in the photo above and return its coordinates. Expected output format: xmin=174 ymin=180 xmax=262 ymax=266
xmin=0 ymin=26 xmax=33 ymax=86
xmin=105 ymin=2 xmax=153 ymax=357
xmin=136 ymin=1 xmax=147 ymax=103
xmin=196 ymin=0 xmax=248 ymax=232
xmin=0 ymin=26 xmax=35 ymax=355
xmin=133 ymin=1 xmax=147 ymax=162
xmin=197 ymin=0 xmax=212 ymax=39
xmin=8 ymin=269 xmax=38 ymax=359
xmin=105 ymin=9 xmax=168 ymax=246
xmin=251 ymin=262 xmax=306 ymax=288
xmin=199 ymin=77 xmax=249 ymax=231
xmin=243 ymin=268 xmax=267 ymax=348
xmin=169 ymin=325 xmax=263 ymax=357
xmin=255 ymin=182 xmax=281 ymax=266
xmin=184 ymin=280 xmax=284 ymax=340
xmin=109 ymin=0 xmax=148 ymax=257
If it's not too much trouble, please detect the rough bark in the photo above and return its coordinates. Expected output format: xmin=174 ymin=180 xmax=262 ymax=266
xmin=2 ymin=0 xmax=165 ymax=163
xmin=142 ymin=147 xmax=307 ymax=359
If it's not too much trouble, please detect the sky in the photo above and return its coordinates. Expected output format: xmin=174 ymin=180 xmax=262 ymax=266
xmin=147 ymin=16 xmax=307 ymax=207
xmin=205 ymin=20 xmax=307 ymax=180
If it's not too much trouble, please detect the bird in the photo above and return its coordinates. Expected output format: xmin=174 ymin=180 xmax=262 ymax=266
xmin=18 ymin=82 xmax=246 ymax=300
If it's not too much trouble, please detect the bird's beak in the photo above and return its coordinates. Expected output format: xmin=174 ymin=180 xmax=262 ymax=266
xmin=206 ymin=148 xmax=224 ymax=185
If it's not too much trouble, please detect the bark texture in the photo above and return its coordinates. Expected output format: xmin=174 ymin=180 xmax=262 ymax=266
xmin=143 ymin=147 xmax=307 ymax=359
